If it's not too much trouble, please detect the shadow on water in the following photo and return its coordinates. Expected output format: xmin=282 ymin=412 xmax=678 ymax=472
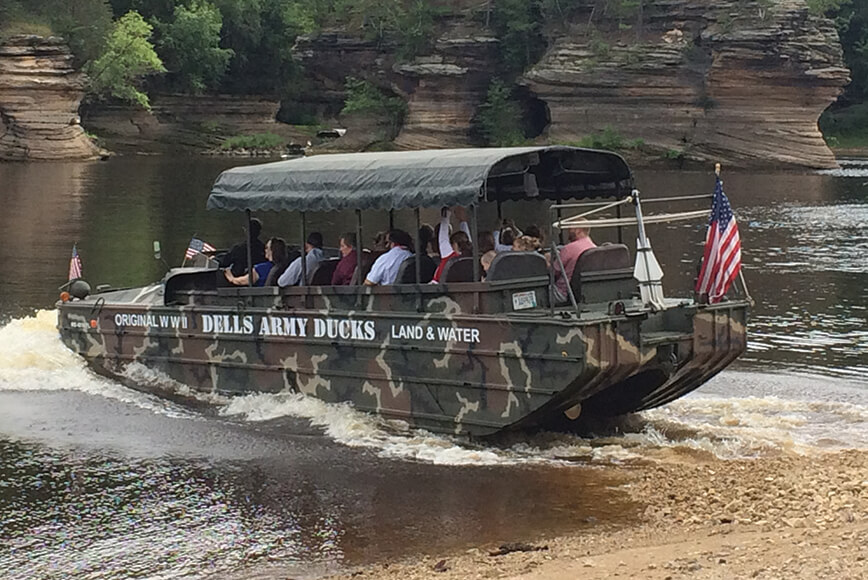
xmin=0 ymin=390 xmax=636 ymax=580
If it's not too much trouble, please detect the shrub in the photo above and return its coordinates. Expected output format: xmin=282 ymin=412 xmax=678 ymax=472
xmin=341 ymin=77 xmax=407 ymax=135
xmin=477 ymin=79 xmax=525 ymax=147
xmin=221 ymin=133 xmax=285 ymax=150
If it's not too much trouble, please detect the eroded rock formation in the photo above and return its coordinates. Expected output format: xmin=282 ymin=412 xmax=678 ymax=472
xmin=523 ymin=0 xmax=850 ymax=168
xmin=295 ymin=0 xmax=848 ymax=168
xmin=0 ymin=36 xmax=100 ymax=161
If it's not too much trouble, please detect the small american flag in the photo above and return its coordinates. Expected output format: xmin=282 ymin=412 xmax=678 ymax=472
xmin=185 ymin=237 xmax=216 ymax=260
xmin=68 ymin=244 xmax=82 ymax=281
xmin=696 ymin=176 xmax=742 ymax=303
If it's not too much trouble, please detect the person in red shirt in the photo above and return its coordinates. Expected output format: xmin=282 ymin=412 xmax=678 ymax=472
xmin=432 ymin=207 xmax=473 ymax=283
xmin=331 ymin=232 xmax=358 ymax=285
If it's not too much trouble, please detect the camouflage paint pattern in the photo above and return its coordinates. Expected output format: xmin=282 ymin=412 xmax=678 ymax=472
xmin=57 ymin=272 xmax=749 ymax=438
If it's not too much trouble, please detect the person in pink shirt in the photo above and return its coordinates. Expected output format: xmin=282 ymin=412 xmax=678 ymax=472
xmin=554 ymin=220 xmax=596 ymax=301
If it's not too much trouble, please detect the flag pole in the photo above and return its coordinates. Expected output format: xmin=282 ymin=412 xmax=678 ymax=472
xmin=716 ymin=163 xmax=752 ymax=305
xmin=181 ymin=233 xmax=197 ymax=267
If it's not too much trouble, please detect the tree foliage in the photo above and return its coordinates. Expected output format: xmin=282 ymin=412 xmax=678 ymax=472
xmin=477 ymin=79 xmax=525 ymax=147
xmin=154 ymin=0 xmax=234 ymax=93
xmin=491 ymin=0 xmax=546 ymax=73
xmin=341 ymin=77 xmax=407 ymax=135
xmin=84 ymin=11 xmax=165 ymax=108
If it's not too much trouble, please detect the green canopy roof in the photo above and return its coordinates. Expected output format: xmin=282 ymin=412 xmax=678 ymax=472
xmin=206 ymin=146 xmax=633 ymax=212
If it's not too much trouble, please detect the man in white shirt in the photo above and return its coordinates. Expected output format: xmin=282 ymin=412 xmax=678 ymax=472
xmin=278 ymin=232 xmax=325 ymax=286
xmin=364 ymin=229 xmax=413 ymax=285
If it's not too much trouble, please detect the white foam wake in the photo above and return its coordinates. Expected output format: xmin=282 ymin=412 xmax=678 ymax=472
xmin=0 ymin=311 xmax=193 ymax=418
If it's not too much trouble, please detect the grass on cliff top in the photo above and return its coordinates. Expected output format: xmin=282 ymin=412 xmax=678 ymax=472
xmin=0 ymin=20 xmax=52 ymax=38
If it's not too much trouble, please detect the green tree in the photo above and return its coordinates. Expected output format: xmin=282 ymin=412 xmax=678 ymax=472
xmin=491 ymin=0 xmax=546 ymax=72
xmin=84 ymin=11 xmax=165 ymax=108
xmin=341 ymin=76 xmax=407 ymax=136
xmin=154 ymin=0 xmax=234 ymax=93
xmin=477 ymin=79 xmax=524 ymax=146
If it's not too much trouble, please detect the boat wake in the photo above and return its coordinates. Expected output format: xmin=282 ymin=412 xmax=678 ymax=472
xmin=2 ymin=312 xmax=866 ymax=465
xmin=0 ymin=310 xmax=196 ymax=419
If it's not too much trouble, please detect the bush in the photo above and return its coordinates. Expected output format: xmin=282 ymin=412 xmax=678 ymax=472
xmin=341 ymin=77 xmax=407 ymax=135
xmin=221 ymin=133 xmax=285 ymax=150
xmin=477 ymin=79 xmax=525 ymax=147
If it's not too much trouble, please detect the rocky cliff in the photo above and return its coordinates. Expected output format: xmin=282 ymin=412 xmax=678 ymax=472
xmin=523 ymin=0 xmax=850 ymax=168
xmin=295 ymin=0 xmax=849 ymax=168
xmin=0 ymin=36 xmax=100 ymax=161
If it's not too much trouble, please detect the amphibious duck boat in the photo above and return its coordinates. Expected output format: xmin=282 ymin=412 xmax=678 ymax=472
xmin=57 ymin=147 xmax=749 ymax=437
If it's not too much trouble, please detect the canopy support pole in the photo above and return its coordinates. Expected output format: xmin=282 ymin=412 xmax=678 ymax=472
xmin=414 ymin=208 xmax=421 ymax=284
xmin=355 ymin=209 xmax=363 ymax=308
xmin=355 ymin=209 xmax=363 ymax=284
xmin=548 ymin=209 xmax=556 ymax=316
xmin=389 ymin=209 xmax=394 ymax=230
xmin=470 ymin=204 xmax=480 ymax=313
xmin=300 ymin=212 xmax=307 ymax=288
xmin=245 ymin=210 xmax=253 ymax=288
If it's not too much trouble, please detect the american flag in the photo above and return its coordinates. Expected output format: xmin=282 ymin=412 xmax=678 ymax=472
xmin=68 ymin=244 xmax=82 ymax=281
xmin=185 ymin=237 xmax=216 ymax=260
xmin=696 ymin=176 xmax=742 ymax=303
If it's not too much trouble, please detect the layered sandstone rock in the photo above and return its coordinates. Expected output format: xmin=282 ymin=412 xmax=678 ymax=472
xmin=81 ymin=93 xmax=282 ymax=152
xmin=524 ymin=0 xmax=850 ymax=168
xmin=295 ymin=0 xmax=848 ymax=168
xmin=0 ymin=36 xmax=100 ymax=161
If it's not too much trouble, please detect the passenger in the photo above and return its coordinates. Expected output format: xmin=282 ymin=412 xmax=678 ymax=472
xmin=331 ymin=232 xmax=358 ymax=285
xmin=218 ymin=217 xmax=266 ymax=277
xmin=481 ymin=250 xmax=496 ymax=279
xmin=418 ymin=224 xmax=435 ymax=256
xmin=433 ymin=230 xmax=472 ymax=283
xmin=224 ymin=237 xmax=287 ymax=287
xmin=431 ymin=207 xmax=472 ymax=283
xmin=513 ymin=235 xmax=541 ymax=252
xmin=554 ymin=220 xmax=597 ymax=301
xmin=364 ymin=229 xmax=413 ymax=286
xmin=263 ymin=238 xmax=292 ymax=286
xmin=478 ymin=230 xmax=495 ymax=255
xmin=278 ymin=232 xmax=325 ymax=287
xmin=494 ymin=219 xmax=520 ymax=252
xmin=523 ymin=224 xmax=543 ymax=243
xmin=372 ymin=231 xmax=389 ymax=252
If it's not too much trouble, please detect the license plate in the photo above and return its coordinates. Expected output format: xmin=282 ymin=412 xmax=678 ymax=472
xmin=512 ymin=290 xmax=537 ymax=311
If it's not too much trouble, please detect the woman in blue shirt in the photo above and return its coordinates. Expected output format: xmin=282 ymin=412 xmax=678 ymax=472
xmin=224 ymin=237 xmax=289 ymax=287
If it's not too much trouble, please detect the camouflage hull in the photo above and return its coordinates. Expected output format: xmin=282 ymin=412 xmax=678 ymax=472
xmin=57 ymin=283 xmax=748 ymax=437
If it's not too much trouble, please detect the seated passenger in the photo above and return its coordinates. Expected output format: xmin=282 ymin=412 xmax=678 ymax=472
xmin=478 ymin=230 xmax=495 ymax=254
xmin=331 ymin=232 xmax=358 ymax=285
xmin=513 ymin=235 xmax=541 ymax=252
xmin=433 ymin=208 xmax=473 ymax=283
xmin=224 ymin=237 xmax=288 ymax=287
xmin=218 ymin=217 xmax=266 ymax=277
xmin=554 ymin=220 xmax=597 ymax=301
xmin=364 ymin=229 xmax=413 ymax=286
xmin=494 ymin=219 xmax=520 ymax=252
xmin=418 ymin=224 xmax=436 ymax=256
xmin=278 ymin=232 xmax=325 ymax=287
xmin=481 ymin=250 xmax=496 ymax=279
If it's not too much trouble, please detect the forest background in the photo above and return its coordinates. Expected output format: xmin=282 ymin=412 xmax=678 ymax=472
xmin=0 ymin=0 xmax=866 ymax=149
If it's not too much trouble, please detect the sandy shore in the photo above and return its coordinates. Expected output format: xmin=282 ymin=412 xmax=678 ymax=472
xmin=325 ymin=450 xmax=867 ymax=580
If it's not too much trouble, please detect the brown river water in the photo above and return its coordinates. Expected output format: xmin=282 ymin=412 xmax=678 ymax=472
xmin=0 ymin=156 xmax=866 ymax=579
